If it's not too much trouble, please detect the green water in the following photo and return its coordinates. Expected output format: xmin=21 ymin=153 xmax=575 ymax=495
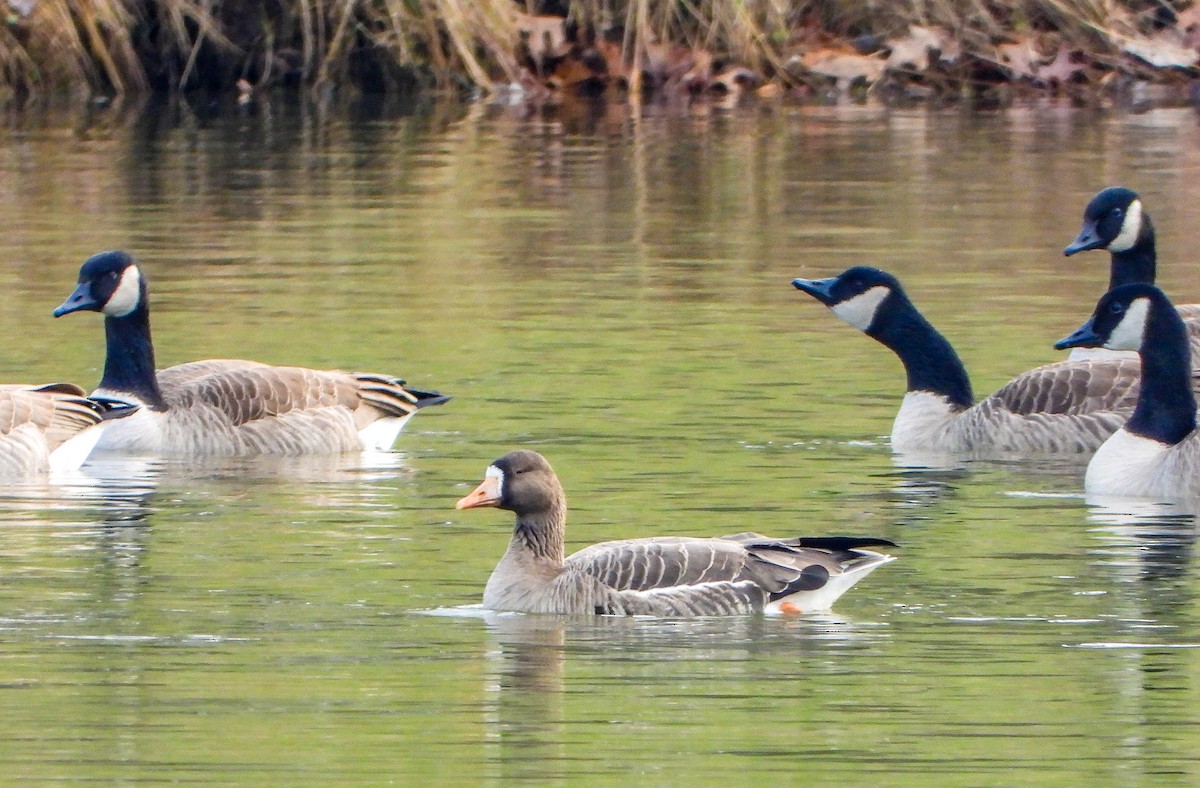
xmin=0 ymin=94 xmax=1197 ymax=781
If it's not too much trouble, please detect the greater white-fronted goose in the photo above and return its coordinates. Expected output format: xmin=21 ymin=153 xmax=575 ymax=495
xmin=53 ymin=250 xmax=449 ymax=456
xmin=792 ymin=266 xmax=1144 ymax=455
xmin=455 ymin=450 xmax=896 ymax=615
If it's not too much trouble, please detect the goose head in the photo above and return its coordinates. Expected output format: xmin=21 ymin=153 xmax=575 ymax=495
xmin=1064 ymin=187 xmax=1146 ymax=256
xmin=792 ymin=266 xmax=901 ymax=333
xmin=53 ymin=250 xmax=145 ymax=319
xmin=1055 ymin=283 xmax=1162 ymax=353
xmin=456 ymin=450 xmax=566 ymax=517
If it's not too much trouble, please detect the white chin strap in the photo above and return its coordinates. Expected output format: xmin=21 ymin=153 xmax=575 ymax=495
xmin=1105 ymin=297 xmax=1151 ymax=351
xmin=829 ymin=286 xmax=890 ymax=331
xmin=1108 ymin=199 xmax=1143 ymax=253
xmin=102 ymin=265 xmax=143 ymax=317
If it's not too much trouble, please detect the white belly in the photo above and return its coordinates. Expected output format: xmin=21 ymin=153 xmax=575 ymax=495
xmin=1085 ymin=428 xmax=1184 ymax=499
xmin=890 ymin=392 xmax=959 ymax=453
xmin=90 ymin=407 xmax=166 ymax=454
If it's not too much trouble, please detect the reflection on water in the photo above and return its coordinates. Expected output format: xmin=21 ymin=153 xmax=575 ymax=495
xmin=0 ymin=95 xmax=1199 ymax=780
xmin=478 ymin=608 xmax=892 ymax=782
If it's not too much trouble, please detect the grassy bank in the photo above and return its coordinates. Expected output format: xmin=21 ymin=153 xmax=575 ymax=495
xmin=3 ymin=1 xmax=1200 ymax=104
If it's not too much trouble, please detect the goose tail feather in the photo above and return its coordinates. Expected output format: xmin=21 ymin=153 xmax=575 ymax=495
xmin=765 ymin=551 xmax=897 ymax=614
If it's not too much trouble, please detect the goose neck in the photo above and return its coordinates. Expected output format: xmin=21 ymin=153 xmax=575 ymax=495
xmin=509 ymin=508 xmax=567 ymax=566
xmin=868 ymin=297 xmax=973 ymax=410
xmin=101 ymin=304 xmax=167 ymax=410
xmin=1130 ymin=306 xmax=1195 ymax=445
xmin=1109 ymin=233 xmax=1156 ymax=289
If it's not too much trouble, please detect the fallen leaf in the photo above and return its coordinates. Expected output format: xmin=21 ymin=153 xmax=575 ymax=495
xmin=515 ymin=13 xmax=570 ymax=65
xmin=679 ymin=48 xmax=715 ymax=90
xmin=709 ymin=66 xmax=759 ymax=93
xmin=548 ymin=51 xmax=607 ymax=90
xmin=755 ymin=82 xmax=783 ymax=99
xmin=1119 ymin=30 xmax=1199 ymax=69
xmin=995 ymin=39 xmax=1041 ymax=79
xmin=1179 ymin=6 xmax=1200 ymax=50
xmin=596 ymin=38 xmax=628 ymax=85
xmin=1035 ymin=44 xmax=1088 ymax=85
xmin=791 ymin=49 xmax=886 ymax=87
xmin=886 ymin=25 xmax=959 ymax=72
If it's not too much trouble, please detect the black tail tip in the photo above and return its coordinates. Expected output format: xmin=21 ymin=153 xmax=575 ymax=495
xmin=796 ymin=536 xmax=898 ymax=551
xmin=91 ymin=396 xmax=141 ymax=421
xmin=411 ymin=390 xmax=451 ymax=409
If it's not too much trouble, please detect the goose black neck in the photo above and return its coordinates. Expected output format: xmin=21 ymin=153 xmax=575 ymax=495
xmin=1109 ymin=218 xmax=1156 ymax=289
xmin=513 ymin=510 xmax=566 ymax=564
xmin=1129 ymin=303 xmax=1195 ymax=445
xmin=867 ymin=294 xmax=973 ymax=409
xmin=100 ymin=302 xmax=167 ymax=410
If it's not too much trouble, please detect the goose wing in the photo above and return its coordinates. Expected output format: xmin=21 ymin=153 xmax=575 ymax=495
xmin=158 ymin=360 xmax=428 ymax=426
xmin=0 ymin=384 xmax=105 ymax=449
xmin=987 ymin=357 xmax=1142 ymax=416
xmin=585 ymin=536 xmax=896 ymax=616
xmin=567 ymin=532 xmax=892 ymax=595
xmin=566 ymin=536 xmax=751 ymax=591
xmin=0 ymin=384 xmax=108 ymax=472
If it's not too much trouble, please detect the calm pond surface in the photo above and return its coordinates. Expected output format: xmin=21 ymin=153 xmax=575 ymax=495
xmin=0 ymin=93 xmax=1199 ymax=781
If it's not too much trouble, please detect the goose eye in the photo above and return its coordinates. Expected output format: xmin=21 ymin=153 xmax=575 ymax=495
xmin=1110 ymin=208 xmax=1124 ymax=220
xmin=1109 ymin=301 xmax=1126 ymax=315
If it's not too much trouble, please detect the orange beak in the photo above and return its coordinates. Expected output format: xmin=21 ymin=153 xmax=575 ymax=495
xmin=455 ymin=474 xmax=501 ymax=510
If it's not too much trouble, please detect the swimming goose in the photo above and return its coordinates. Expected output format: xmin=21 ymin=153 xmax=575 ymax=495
xmin=455 ymin=449 xmax=896 ymax=615
xmin=792 ymin=266 xmax=1141 ymax=455
xmin=1064 ymin=186 xmax=1200 ymax=358
xmin=1056 ymin=284 xmax=1200 ymax=500
xmin=0 ymin=383 xmax=134 ymax=474
xmin=53 ymin=250 xmax=449 ymax=456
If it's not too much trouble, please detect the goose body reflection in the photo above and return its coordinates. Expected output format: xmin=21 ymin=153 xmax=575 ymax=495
xmin=456 ymin=450 xmax=896 ymax=616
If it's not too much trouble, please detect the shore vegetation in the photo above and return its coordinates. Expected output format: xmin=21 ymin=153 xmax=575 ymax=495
xmin=3 ymin=1 xmax=1200 ymax=105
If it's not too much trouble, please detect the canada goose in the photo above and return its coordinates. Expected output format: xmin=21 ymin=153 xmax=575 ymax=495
xmin=0 ymin=383 xmax=134 ymax=474
xmin=1064 ymin=186 xmax=1200 ymax=357
xmin=1056 ymin=284 xmax=1200 ymax=500
xmin=792 ymin=266 xmax=1141 ymax=455
xmin=53 ymin=250 xmax=449 ymax=456
xmin=455 ymin=449 xmax=896 ymax=615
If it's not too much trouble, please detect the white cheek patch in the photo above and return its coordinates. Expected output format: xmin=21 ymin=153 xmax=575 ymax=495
xmin=103 ymin=265 xmax=143 ymax=317
xmin=1108 ymin=199 xmax=1143 ymax=253
xmin=486 ymin=464 xmax=504 ymax=498
xmin=829 ymin=286 xmax=890 ymax=331
xmin=1105 ymin=297 xmax=1151 ymax=351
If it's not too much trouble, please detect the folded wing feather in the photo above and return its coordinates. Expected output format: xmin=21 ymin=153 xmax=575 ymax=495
xmin=565 ymin=532 xmax=856 ymax=600
xmin=158 ymin=360 xmax=420 ymax=426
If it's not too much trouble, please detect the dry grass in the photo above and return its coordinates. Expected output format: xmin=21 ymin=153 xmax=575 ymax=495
xmin=0 ymin=1 xmax=1191 ymax=99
